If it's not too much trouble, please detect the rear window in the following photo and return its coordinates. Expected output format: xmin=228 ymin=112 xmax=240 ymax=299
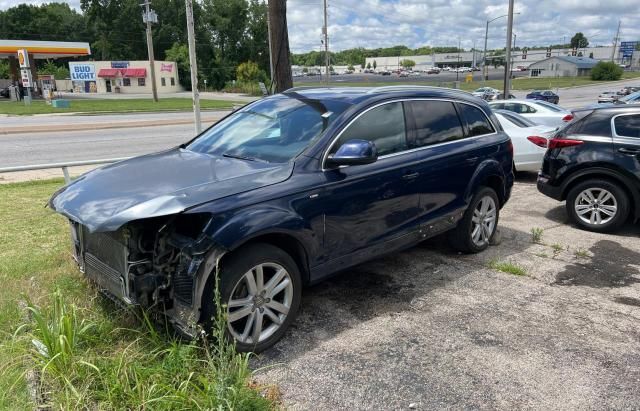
xmin=457 ymin=103 xmax=495 ymax=136
xmin=614 ymin=114 xmax=640 ymax=138
xmin=405 ymin=100 xmax=464 ymax=147
xmin=497 ymin=110 xmax=536 ymax=128
xmin=560 ymin=111 xmax=611 ymax=137
xmin=532 ymin=100 xmax=563 ymax=112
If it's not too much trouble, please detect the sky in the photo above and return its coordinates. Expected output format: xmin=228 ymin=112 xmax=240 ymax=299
xmin=2 ymin=0 xmax=639 ymax=53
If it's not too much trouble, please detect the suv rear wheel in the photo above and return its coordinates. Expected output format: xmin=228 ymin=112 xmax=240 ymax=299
xmin=566 ymin=179 xmax=629 ymax=232
xmin=201 ymin=243 xmax=302 ymax=353
xmin=449 ymin=187 xmax=500 ymax=253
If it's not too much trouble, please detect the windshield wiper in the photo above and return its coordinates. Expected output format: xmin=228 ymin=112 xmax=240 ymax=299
xmin=222 ymin=152 xmax=258 ymax=162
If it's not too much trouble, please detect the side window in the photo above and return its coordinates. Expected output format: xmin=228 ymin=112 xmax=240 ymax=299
xmin=577 ymin=112 xmax=612 ymax=137
xmin=491 ymin=103 xmax=504 ymax=110
xmin=457 ymin=103 xmax=495 ymax=136
xmin=614 ymin=114 xmax=640 ymax=138
xmin=332 ymin=102 xmax=407 ymax=156
xmin=523 ymin=104 xmax=538 ymax=113
xmin=405 ymin=100 xmax=463 ymax=147
xmin=503 ymin=102 xmax=519 ymax=113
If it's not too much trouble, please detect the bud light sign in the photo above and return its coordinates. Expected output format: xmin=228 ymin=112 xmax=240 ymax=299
xmin=69 ymin=63 xmax=96 ymax=81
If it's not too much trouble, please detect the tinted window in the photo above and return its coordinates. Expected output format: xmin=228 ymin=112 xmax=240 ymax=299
xmin=498 ymin=111 xmax=536 ymax=128
xmin=458 ymin=103 xmax=495 ymax=136
xmin=405 ymin=100 xmax=463 ymax=147
xmin=333 ymin=102 xmax=407 ymax=156
xmin=503 ymin=102 xmax=537 ymax=114
xmin=490 ymin=102 xmax=505 ymax=110
xmin=614 ymin=114 xmax=640 ymax=138
xmin=577 ymin=112 xmax=612 ymax=137
xmin=533 ymin=100 xmax=563 ymax=112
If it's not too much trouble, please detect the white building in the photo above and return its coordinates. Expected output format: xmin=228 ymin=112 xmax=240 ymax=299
xmin=68 ymin=60 xmax=182 ymax=94
xmin=527 ymin=56 xmax=599 ymax=78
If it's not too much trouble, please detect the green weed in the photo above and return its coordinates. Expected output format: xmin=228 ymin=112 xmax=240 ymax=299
xmin=488 ymin=260 xmax=527 ymax=276
xmin=530 ymin=227 xmax=544 ymax=244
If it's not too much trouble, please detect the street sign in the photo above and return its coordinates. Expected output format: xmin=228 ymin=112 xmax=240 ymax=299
xmin=20 ymin=69 xmax=32 ymax=87
xmin=619 ymin=41 xmax=638 ymax=58
xmin=17 ymin=49 xmax=30 ymax=68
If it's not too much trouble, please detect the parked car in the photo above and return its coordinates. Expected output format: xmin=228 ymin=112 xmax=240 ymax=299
xmin=598 ymin=91 xmax=619 ymax=104
xmin=427 ymin=68 xmax=441 ymax=74
xmin=472 ymin=87 xmax=500 ymax=98
xmin=488 ymin=99 xmax=574 ymax=127
xmin=494 ymin=110 xmax=555 ymax=172
xmin=526 ymin=90 xmax=560 ymax=104
xmin=538 ymin=106 xmax=640 ymax=232
xmin=0 ymin=86 xmax=9 ymax=98
xmin=381 ymin=71 xmax=391 ymax=76
xmin=614 ymin=90 xmax=640 ymax=105
xmin=617 ymin=86 xmax=640 ymax=96
xmin=495 ymin=93 xmax=516 ymax=100
xmin=49 ymin=86 xmax=514 ymax=352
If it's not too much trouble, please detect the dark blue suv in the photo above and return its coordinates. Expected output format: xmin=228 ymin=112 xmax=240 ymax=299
xmin=50 ymin=87 xmax=514 ymax=351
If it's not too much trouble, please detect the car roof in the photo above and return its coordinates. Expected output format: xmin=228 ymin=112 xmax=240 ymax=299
xmin=577 ymin=105 xmax=640 ymax=115
xmin=282 ymin=86 xmax=484 ymax=106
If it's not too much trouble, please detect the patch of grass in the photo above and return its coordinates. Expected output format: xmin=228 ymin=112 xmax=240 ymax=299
xmin=294 ymin=71 xmax=640 ymax=92
xmin=534 ymin=252 xmax=549 ymax=258
xmin=0 ymin=98 xmax=238 ymax=116
xmin=551 ymin=243 xmax=565 ymax=258
xmin=574 ymin=248 xmax=590 ymax=259
xmin=530 ymin=227 xmax=544 ymax=244
xmin=487 ymin=260 xmax=527 ymax=276
xmin=0 ymin=179 xmax=274 ymax=409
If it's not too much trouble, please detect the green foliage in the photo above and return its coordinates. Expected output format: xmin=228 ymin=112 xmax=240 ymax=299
xmin=347 ymin=64 xmax=355 ymax=71
xmin=165 ymin=42 xmax=192 ymax=89
xmin=0 ymin=60 xmax=9 ymax=79
xmin=530 ymin=227 xmax=544 ymax=244
xmin=37 ymin=61 xmax=70 ymax=79
xmin=237 ymin=61 xmax=266 ymax=83
xmin=373 ymin=60 xmax=377 ymax=69
xmin=570 ymin=32 xmax=589 ymax=49
xmin=400 ymin=59 xmax=416 ymax=69
xmin=488 ymin=260 xmax=527 ymax=276
xmin=366 ymin=62 xmax=371 ymax=69
xmin=591 ymin=61 xmax=623 ymax=81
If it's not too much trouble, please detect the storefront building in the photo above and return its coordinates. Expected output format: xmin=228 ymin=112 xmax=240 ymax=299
xmin=69 ymin=60 xmax=181 ymax=94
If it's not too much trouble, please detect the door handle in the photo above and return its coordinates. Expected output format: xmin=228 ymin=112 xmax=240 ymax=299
xmin=402 ymin=172 xmax=420 ymax=180
xmin=618 ymin=147 xmax=640 ymax=155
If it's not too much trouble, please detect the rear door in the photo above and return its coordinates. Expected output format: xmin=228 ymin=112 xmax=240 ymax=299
xmin=612 ymin=113 xmax=640 ymax=182
xmin=404 ymin=99 xmax=495 ymax=232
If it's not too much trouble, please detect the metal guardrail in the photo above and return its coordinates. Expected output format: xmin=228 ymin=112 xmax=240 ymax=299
xmin=0 ymin=157 xmax=130 ymax=183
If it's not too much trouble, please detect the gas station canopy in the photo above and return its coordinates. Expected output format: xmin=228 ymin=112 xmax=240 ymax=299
xmin=0 ymin=40 xmax=91 ymax=59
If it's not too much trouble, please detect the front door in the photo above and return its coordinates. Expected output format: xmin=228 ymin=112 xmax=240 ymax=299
xmin=105 ymin=79 xmax=112 ymax=92
xmin=320 ymin=101 xmax=421 ymax=264
xmin=612 ymin=113 xmax=640 ymax=181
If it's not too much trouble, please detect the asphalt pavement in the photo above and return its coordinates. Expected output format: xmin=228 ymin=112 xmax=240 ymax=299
xmin=252 ymin=177 xmax=640 ymax=410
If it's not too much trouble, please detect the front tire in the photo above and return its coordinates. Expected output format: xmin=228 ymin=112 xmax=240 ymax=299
xmin=449 ymin=187 xmax=500 ymax=253
xmin=566 ymin=179 xmax=629 ymax=232
xmin=200 ymin=243 xmax=302 ymax=353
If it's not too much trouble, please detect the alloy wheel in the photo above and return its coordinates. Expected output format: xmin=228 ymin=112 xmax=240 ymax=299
xmin=471 ymin=196 xmax=497 ymax=247
xmin=226 ymin=262 xmax=293 ymax=345
xmin=574 ymin=188 xmax=618 ymax=225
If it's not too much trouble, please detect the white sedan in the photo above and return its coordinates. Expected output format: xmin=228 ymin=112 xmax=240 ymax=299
xmin=489 ymin=99 xmax=573 ymax=127
xmin=494 ymin=110 xmax=556 ymax=172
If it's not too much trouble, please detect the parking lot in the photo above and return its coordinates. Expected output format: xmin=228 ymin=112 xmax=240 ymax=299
xmin=253 ymin=174 xmax=640 ymax=409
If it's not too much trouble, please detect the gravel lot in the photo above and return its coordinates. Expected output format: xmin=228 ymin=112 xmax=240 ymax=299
xmin=253 ymin=173 xmax=640 ymax=410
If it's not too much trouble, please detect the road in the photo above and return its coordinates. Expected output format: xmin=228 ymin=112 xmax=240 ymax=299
xmin=295 ymin=68 xmax=529 ymax=84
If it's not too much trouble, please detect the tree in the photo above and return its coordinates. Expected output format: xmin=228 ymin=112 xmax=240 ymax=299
xmin=591 ymin=61 xmax=623 ymax=81
xmin=37 ymin=61 xmax=70 ymax=79
xmin=236 ymin=61 xmax=266 ymax=82
xmin=347 ymin=64 xmax=355 ymax=71
xmin=0 ymin=60 xmax=9 ymax=79
xmin=165 ymin=42 xmax=192 ymax=89
xmin=366 ymin=62 xmax=371 ymax=69
xmin=360 ymin=62 xmax=365 ymax=69
xmin=373 ymin=60 xmax=377 ymax=70
xmin=589 ymin=52 xmax=594 ymax=59
xmin=570 ymin=32 xmax=589 ymax=49
xmin=400 ymin=59 xmax=415 ymax=69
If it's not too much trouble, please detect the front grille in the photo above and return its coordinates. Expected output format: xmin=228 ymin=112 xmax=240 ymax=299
xmin=85 ymin=252 xmax=125 ymax=297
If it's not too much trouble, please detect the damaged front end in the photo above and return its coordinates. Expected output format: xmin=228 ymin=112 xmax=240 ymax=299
xmin=69 ymin=212 xmax=225 ymax=337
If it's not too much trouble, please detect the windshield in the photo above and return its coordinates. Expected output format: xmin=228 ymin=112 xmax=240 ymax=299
xmin=496 ymin=110 xmax=536 ymax=128
xmin=620 ymin=91 xmax=640 ymax=102
xmin=187 ymin=95 xmax=348 ymax=163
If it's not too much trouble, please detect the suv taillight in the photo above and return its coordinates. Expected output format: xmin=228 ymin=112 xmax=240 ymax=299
xmin=562 ymin=114 xmax=574 ymax=122
xmin=547 ymin=138 xmax=583 ymax=149
xmin=527 ymin=136 xmax=548 ymax=148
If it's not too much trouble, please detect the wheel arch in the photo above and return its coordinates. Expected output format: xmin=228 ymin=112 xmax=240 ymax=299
xmin=466 ymin=159 xmax=508 ymax=207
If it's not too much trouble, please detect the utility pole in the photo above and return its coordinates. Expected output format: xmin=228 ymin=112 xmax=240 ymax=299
xmin=323 ymin=0 xmax=330 ymax=84
xmin=185 ymin=0 xmax=201 ymax=134
xmin=267 ymin=0 xmax=293 ymax=92
xmin=611 ymin=20 xmax=621 ymax=62
xmin=456 ymin=38 xmax=461 ymax=82
xmin=503 ymin=0 xmax=514 ymax=100
xmin=142 ymin=0 xmax=159 ymax=102
xmin=483 ymin=20 xmax=490 ymax=83
xmin=266 ymin=9 xmax=274 ymax=87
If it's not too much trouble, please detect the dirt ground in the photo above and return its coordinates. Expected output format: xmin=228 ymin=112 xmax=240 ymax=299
xmin=253 ymin=173 xmax=640 ymax=410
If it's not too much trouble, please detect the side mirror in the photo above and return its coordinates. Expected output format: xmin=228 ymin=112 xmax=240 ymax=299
xmin=326 ymin=139 xmax=378 ymax=168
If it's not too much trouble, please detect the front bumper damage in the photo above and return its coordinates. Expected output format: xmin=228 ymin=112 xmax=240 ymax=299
xmin=69 ymin=216 xmax=226 ymax=338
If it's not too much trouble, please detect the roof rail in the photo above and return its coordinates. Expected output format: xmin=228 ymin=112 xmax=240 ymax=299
xmin=284 ymin=86 xmax=331 ymax=93
xmin=365 ymin=85 xmax=456 ymax=94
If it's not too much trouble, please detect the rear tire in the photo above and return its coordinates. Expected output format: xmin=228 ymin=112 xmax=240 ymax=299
xmin=449 ymin=187 xmax=500 ymax=253
xmin=200 ymin=243 xmax=302 ymax=353
xmin=566 ymin=179 xmax=629 ymax=232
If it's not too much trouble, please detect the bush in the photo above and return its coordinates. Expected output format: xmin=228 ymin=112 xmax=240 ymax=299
xmin=236 ymin=61 xmax=267 ymax=84
xmin=591 ymin=61 xmax=623 ymax=81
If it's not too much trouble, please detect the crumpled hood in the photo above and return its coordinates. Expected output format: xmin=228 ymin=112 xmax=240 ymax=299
xmin=49 ymin=148 xmax=293 ymax=232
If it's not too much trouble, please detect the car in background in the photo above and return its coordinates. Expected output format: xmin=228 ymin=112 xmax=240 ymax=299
xmin=618 ymin=86 xmax=640 ymax=96
xmin=427 ymin=68 xmax=440 ymax=74
xmin=472 ymin=87 xmax=499 ymax=98
xmin=538 ymin=106 xmax=640 ymax=232
xmin=0 ymin=86 xmax=9 ymax=98
xmin=614 ymin=90 xmax=640 ymax=105
xmin=495 ymin=93 xmax=516 ymax=100
xmin=598 ymin=91 xmax=620 ymax=103
xmin=488 ymin=99 xmax=573 ymax=127
xmin=526 ymin=90 xmax=560 ymax=104
xmin=494 ymin=110 xmax=556 ymax=172
xmin=48 ymin=86 xmax=514 ymax=352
